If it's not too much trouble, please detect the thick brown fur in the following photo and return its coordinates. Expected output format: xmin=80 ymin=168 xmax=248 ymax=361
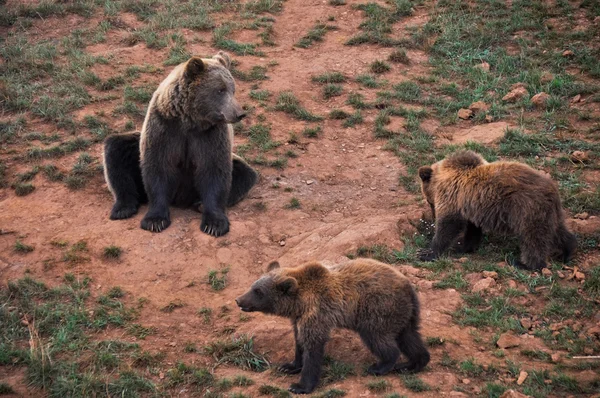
xmin=103 ymin=52 xmax=258 ymax=236
xmin=236 ymin=259 xmax=430 ymax=394
xmin=418 ymin=150 xmax=577 ymax=270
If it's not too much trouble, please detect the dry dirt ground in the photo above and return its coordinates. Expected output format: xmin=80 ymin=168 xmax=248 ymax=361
xmin=1 ymin=0 xmax=600 ymax=397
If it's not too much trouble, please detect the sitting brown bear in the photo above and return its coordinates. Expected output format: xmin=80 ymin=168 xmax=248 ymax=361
xmin=235 ymin=259 xmax=430 ymax=394
xmin=417 ymin=150 xmax=577 ymax=270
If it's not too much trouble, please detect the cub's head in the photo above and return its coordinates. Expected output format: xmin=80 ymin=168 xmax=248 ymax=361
xmin=180 ymin=51 xmax=245 ymax=125
xmin=418 ymin=163 xmax=438 ymax=218
xmin=235 ymin=261 xmax=299 ymax=316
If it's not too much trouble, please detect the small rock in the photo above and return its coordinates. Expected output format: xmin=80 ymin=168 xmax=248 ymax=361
xmin=469 ymin=101 xmax=490 ymax=113
xmin=472 ymin=277 xmax=496 ymax=293
xmin=458 ymin=108 xmax=474 ymax=120
xmin=531 ymin=92 xmax=550 ymax=107
xmin=500 ymin=390 xmax=531 ymax=398
xmin=502 ymin=86 xmax=528 ymax=103
xmin=520 ymin=318 xmax=532 ymax=330
xmin=551 ymin=353 xmax=562 ymax=363
xmin=540 ymin=72 xmax=554 ymax=83
xmin=510 ymin=82 xmax=527 ymax=90
xmin=542 ymin=268 xmax=552 ymax=277
xmin=483 ymin=271 xmax=498 ymax=279
xmin=557 ymin=271 xmax=565 ymax=279
xmin=575 ymin=271 xmax=585 ymax=281
xmin=574 ymin=212 xmax=589 ymax=220
xmin=562 ymin=49 xmax=575 ymax=58
xmin=457 ymin=257 xmax=468 ymax=263
xmin=517 ymin=371 xmax=528 ymax=385
xmin=497 ymin=333 xmax=520 ymax=349
xmin=476 ymin=62 xmax=490 ymax=72
xmin=279 ymin=240 xmax=286 ymax=246
xmin=507 ymin=280 xmax=517 ymax=289
xmin=550 ymin=322 xmax=563 ymax=331
xmin=570 ymin=150 xmax=590 ymax=163
xmin=449 ymin=392 xmax=469 ymax=398
xmin=485 ymin=115 xmax=494 ymax=123
xmin=306 ymin=180 xmax=314 ymax=185
xmin=462 ymin=378 xmax=471 ymax=385
xmin=571 ymin=94 xmax=581 ymax=103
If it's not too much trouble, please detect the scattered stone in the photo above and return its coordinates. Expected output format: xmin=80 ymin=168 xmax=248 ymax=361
xmin=517 ymin=371 xmax=528 ymax=385
xmin=574 ymin=212 xmax=589 ymax=220
xmin=485 ymin=115 xmax=494 ymax=123
xmin=510 ymin=82 xmax=527 ymax=90
xmin=571 ymin=94 xmax=581 ymax=103
xmin=458 ymin=108 xmax=474 ymax=120
xmin=469 ymin=101 xmax=490 ymax=114
xmin=507 ymin=280 xmax=517 ymax=289
xmin=550 ymin=322 xmax=563 ymax=331
xmin=557 ymin=271 xmax=565 ymax=279
xmin=541 ymin=268 xmax=552 ymax=277
xmin=570 ymin=150 xmax=590 ymax=163
xmin=540 ymin=72 xmax=554 ymax=83
xmin=502 ymin=86 xmax=528 ymax=102
xmin=551 ymin=353 xmax=562 ymax=363
xmin=279 ymin=239 xmax=286 ymax=246
xmin=500 ymin=390 xmax=531 ymax=398
xmin=497 ymin=333 xmax=520 ymax=349
xmin=476 ymin=62 xmax=490 ymax=72
xmin=306 ymin=180 xmax=314 ymax=185
xmin=473 ymin=277 xmax=496 ymax=293
xmin=462 ymin=378 xmax=471 ymax=385
xmin=575 ymin=271 xmax=585 ymax=281
xmin=451 ymin=121 xmax=513 ymax=144
xmin=520 ymin=318 xmax=532 ymax=330
xmin=562 ymin=49 xmax=575 ymax=58
xmin=457 ymin=257 xmax=468 ymax=263
xmin=531 ymin=92 xmax=550 ymax=107
xmin=483 ymin=271 xmax=498 ymax=279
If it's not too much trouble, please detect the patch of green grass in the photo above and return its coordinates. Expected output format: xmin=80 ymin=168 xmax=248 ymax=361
xmin=367 ymin=379 xmax=391 ymax=392
xmin=103 ymin=245 xmax=122 ymax=260
xmin=426 ymin=337 xmax=445 ymax=347
xmin=204 ymin=335 xmax=269 ymax=371
xmin=286 ymin=197 xmax=301 ymax=209
xmin=400 ymin=374 xmax=431 ymax=392
xmin=389 ymin=49 xmax=410 ymax=64
xmin=453 ymin=293 xmax=527 ymax=333
xmin=355 ymin=74 xmax=385 ymax=88
xmin=371 ymin=60 xmax=391 ymax=74
xmin=245 ymin=124 xmax=280 ymax=151
xmin=329 ymin=0 xmax=346 ymax=5
xmin=302 ymin=125 xmax=322 ymax=138
xmin=62 ymin=240 xmax=89 ymax=264
xmin=329 ymin=109 xmax=350 ymax=119
xmin=434 ymin=270 xmax=468 ymax=290
xmin=13 ymin=183 xmax=35 ymax=196
xmin=520 ymin=350 xmax=551 ymax=362
xmin=127 ymin=324 xmax=158 ymax=340
xmin=323 ymin=83 xmax=344 ymax=99
xmin=583 ymin=266 xmax=600 ymax=297
xmin=346 ymin=2 xmax=412 ymax=46
xmin=232 ymin=65 xmax=268 ymax=82
xmin=213 ymin=24 xmax=263 ymax=56
xmin=26 ymin=138 xmax=91 ymax=160
xmin=245 ymin=0 xmax=284 ymax=14
xmin=0 ymin=383 xmax=15 ymax=394
xmin=208 ymin=267 xmax=230 ymax=291
xmin=343 ymin=111 xmax=363 ymax=128
xmin=14 ymin=240 xmax=34 ymax=253
xmin=250 ymin=89 xmax=271 ymax=101
xmin=321 ymin=357 xmax=355 ymax=384
xmin=232 ymin=375 xmax=254 ymax=386
xmin=274 ymin=91 xmax=322 ymax=121
xmin=313 ymin=389 xmax=347 ymax=398
xmin=459 ymin=358 xmax=485 ymax=377
xmin=258 ymin=384 xmax=291 ymax=397
xmin=346 ymin=92 xmax=371 ymax=109
xmin=161 ymin=299 xmax=186 ymax=313
xmin=312 ymin=72 xmax=347 ymax=84
xmin=123 ymin=85 xmax=153 ymax=103
xmin=484 ymin=383 xmax=508 ymax=398
xmin=296 ymin=23 xmax=337 ymax=48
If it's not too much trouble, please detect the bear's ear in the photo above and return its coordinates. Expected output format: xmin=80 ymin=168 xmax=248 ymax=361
xmin=418 ymin=166 xmax=433 ymax=182
xmin=184 ymin=57 xmax=205 ymax=79
xmin=213 ymin=51 xmax=231 ymax=69
xmin=277 ymin=277 xmax=298 ymax=295
xmin=266 ymin=261 xmax=280 ymax=272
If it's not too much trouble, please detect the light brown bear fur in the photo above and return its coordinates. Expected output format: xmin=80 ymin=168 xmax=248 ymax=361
xmin=417 ymin=150 xmax=576 ymax=270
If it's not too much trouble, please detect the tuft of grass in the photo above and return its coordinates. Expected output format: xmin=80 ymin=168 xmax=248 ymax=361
xmin=296 ymin=23 xmax=337 ymax=48
xmin=232 ymin=65 xmax=268 ymax=82
xmin=258 ymin=384 xmax=291 ymax=397
xmin=286 ymin=197 xmax=301 ymax=209
xmin=321 ymin=357 xmax=355 ymax=384
xmin=204 ymin=335 xmax=269 ymax=371
xmin=323 ymin=84 xmax=344 ymax=99
xmin=346 ymin=92 xmax=371 ymax=109
xmin=103 ymin=245 xmax=122 ymax=260
xmin=329 ymin=0 xmax=346 ymax=5
xmin=274 ymin=92 xmax=323 ymax=121
xmin=213 ymin=24 xmax=263 ymax=56
xmin=14 ymin=240 xmax=34 ymax=253
xmin=389 ymin=49 xmax=410 ymax=64
xmin=329 ymin=109 xmax=350 ymax=119
xmin=127 ymin=324 xmax=157 ymax=340
xmin=313 ymin=389 xmax=347 ymax=398
xmin=161 ymin=299 xmax=186 ymax=313
xmin=208 ymin=267 xmax=230 ymax=291
xmin=583 ymin=266 xmax=600 ymax=297
xmin=0 ymin=383 xmax=15 ymax=394
xmin=249 ymin=89 xmax=271 ymax=101
xmin=312 ymin=72 xmax=347 ymax=84
xmin=356 ymin=74 xmax=385 ymax=88
xmin=13 ymin=183 xmax=35 ymax=196
xmin=401 ymin=374 xmax=431 ymax=392
xmin=343 ymin=111 xmax=363 ymax=128
xmin=302 ymin=125 xmax=322 ymax=138
xmin=370 ymin=60 xmax=391 ymax=74
xmin=367 ymin=379 xmax=391 ymax=392
xmin=426 ymin=337 xmax=445 ymax=347
xmin=63 ymin=240 xmax=89 ymax=264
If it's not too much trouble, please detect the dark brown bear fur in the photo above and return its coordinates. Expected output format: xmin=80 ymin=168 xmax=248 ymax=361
xmin=103 ymin=52 xmax=258 ymax=236
xmin=417 ymin=150 xmax=577 ymax=270
xmin=235 ymin=259 xmax=430 ymax=394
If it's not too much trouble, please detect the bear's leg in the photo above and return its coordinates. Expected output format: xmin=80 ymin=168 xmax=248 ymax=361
xmin=103 ymin=133 xmax=147 ymax=220
xmin=419 ymin=214 xmax=466 ymax=261
xmin=455 ymin=222 xmax=483 ymax=253
xmin=228 ymin=154 xmax=259 ymax=207
xmin=279 ymin=322 xmax=303 ymax=375
xmin=196 ymin=172 xmax=230 ymax=237
xmin=360 ymin=332 xmax=400 ymax=376
xmin=141 ymin=169 xmax=174 ymax=233
xmin=557 ymin=223 xmax=577 ymax=263
xmin=289 ymin=336 xmax=327 ymax=394
xmin=395 ymin=326 xmax=430 ymax=373
xmin=514 ymin=232 xmax=548 ymax=270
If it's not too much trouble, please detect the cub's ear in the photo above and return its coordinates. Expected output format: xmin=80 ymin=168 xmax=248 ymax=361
xmin=418 ymin=166 xmax=433 ymax=182
xmin=213 ymin=51 xmax=231 ymax=69
xmin=277 ymin=277 xmax=298 ymax=295
xmin=266 ymin=261 xmax=280 ymax=272
xmin=185 ymin=57 xmax=205 ymax=79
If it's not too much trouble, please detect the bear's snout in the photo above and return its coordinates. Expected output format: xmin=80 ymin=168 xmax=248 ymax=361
xmin=235 ymin=295 xmax=253 ymax=312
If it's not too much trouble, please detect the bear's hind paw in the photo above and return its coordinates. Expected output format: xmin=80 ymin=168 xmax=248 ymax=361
xmin=288 ymin=383 xmax=313 ymax=394
xmin=278 ymin=363 xmax=302 ymax=374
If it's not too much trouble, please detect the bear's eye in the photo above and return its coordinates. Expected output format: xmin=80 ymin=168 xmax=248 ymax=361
xmin=253 ymin=288 xmax=263 ymax=298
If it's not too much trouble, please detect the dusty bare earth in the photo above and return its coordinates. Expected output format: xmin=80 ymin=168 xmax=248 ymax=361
xmin=1 ymin=0 xmax=600 ymax=397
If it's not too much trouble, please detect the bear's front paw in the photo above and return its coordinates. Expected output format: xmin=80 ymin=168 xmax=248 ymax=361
xmin=288 ymin=383 xmax=313 ymax=394
xmin=278 ymin=362 xmax=302 ymax=374
xmin=110 ymin=202 xmax=138 ymax=220
xmin=141 ymin=215 xmax=171 ymax=233
xmin=201 ymin=212 xmax=230 ymax=237
xmin=417 ymin=248 xmax=437 ymax=262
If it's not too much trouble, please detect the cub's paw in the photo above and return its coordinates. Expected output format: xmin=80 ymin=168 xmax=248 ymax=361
xmin=288 ymin=383 xmax=313 ymax=395
xmin=278 ymin=362 xmax=302 ymax=374
xmin=366 ymin=363 xmax=394 ymax=376
xmin=201 ymin=212 xmax=230 ymax=237
xmin=417 ymin=248 xmax=437 ymax=262
xmin=110 ymin=202 xmax=138 ymax=220
xmin=141 ymin=215 xmax=171 ymax=233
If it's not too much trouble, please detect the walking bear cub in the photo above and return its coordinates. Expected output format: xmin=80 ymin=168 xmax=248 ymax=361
xmin=417 ymin=150 xmax=577 ymax=270
xmin=103 ymin=52 xmax=258 ymax=236
xmin=236 ymin=259 xmax=430 ymax=394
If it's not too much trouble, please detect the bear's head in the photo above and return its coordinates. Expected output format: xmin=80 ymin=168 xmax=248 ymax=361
xmin=418 ymin=163 xmax=438 ymax=218
xmin=179 ymin=51 xmax=246 ymax=125
xmin=235 ymin=261 xmax=299 ymax=316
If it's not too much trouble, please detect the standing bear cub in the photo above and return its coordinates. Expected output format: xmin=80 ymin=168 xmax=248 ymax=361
xmin=417 ymin=150 xmax=577 ymax=270
xmin=236 ymin=259 xmax=430 ymax=394
xmin=103 ymin=52 xmax=258 ymax=236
